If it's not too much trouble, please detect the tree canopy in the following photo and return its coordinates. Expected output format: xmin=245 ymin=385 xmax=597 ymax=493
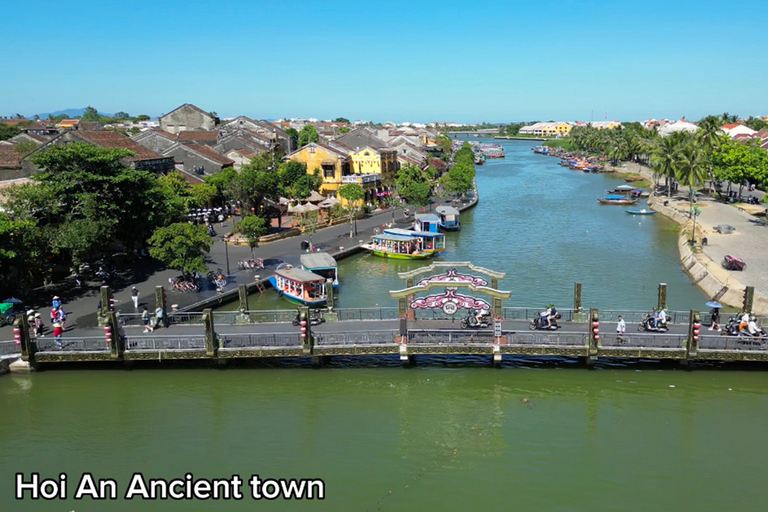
xmin=148 ymin=223 xmax=211 ymax=274
xmin=396 ymin=164 xmax=434 ymax=206
xmin=298 ymin=125 xmax=320 ymax=147
xmin=235 ymin=215 xmax=268 ymax=256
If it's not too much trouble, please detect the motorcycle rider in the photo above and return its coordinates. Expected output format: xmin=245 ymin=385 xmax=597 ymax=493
xmin=746 ymin=316 xmax=764 ymax=337
xmin=475 ymin=309 xmax=489 ymax=326
xmin=539 ymin=304 xmax=557 ymax=329
xmin=657 ymin=308 xmax=667 ymax=329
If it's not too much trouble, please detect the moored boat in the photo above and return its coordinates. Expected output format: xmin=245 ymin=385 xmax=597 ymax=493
xmin=300 ymin=252 xmax=338 ymax=289
xmin=382 ymin=227 xmax=446 ymax=255
xmin=434 ymin=205 xmax=461 ymax=231
xmin=625 ymin=209 xmax=657 ymax=215
xmin=269 ymin=267 xmax=329 ymax=307
xmin=598 ymin=195 xmax=639 ymax=205
xmin=362 ymin=234 xmax=433 ymax=260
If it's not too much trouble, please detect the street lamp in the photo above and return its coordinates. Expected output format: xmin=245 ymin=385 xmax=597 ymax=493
xmin=222 ymin=236 xmax=230 ymax=276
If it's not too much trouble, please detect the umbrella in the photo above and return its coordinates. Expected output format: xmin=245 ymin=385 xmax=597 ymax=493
xmin=705 ymin=301 xmax=723 ymax=309
xmin=288 ymin=203 xmax=307 ymax=214
xmin=303 ymin=203 xmax=321 ymax=212
xmin=3 ymin=297 xmax=23 ymax=304
xmin=306 ymin=190 xmax=326 ymax=203
xmin=319 ymin=196 xmax=340 ymax=208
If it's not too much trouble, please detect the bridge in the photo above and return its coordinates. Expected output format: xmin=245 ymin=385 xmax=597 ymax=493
xmin=4 ymin=306 xmax=768 ymax=368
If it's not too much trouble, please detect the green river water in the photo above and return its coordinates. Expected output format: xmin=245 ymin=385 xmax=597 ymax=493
xmin=2 ymin=139 xmax=767 ymax=511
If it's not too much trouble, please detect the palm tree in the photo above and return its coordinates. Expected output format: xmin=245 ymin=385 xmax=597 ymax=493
xmin=697 ymin=116 xmax=727 ymax=196
xmin=651 ymin=136 xmax=684 ymax=197
xmin=676 ymin=143 xmax=710 ymax=243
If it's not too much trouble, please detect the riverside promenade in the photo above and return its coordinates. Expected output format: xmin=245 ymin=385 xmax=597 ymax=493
xmin=614 ymin=162 xmax=768 ymax=314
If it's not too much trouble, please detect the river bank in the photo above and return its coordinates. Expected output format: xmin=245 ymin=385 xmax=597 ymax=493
xmin=606 ymin=162 xmax=768 ymax=314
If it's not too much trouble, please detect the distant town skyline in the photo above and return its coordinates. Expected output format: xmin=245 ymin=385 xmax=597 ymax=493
xmin=3 ymin=0 xmax=767 ymax=123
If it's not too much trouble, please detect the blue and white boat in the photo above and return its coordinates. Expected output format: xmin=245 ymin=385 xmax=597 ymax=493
xmin=434 ymin=206 xmax=461 ymax=231
xmin=269 ymin=267 xmax=328 ymax=307
xmin=300 ymin=252 xmax=339 ymax=289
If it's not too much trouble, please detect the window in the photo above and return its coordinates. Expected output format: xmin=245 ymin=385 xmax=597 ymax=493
xmin=309 ymin=145 xmax=315 ymax=154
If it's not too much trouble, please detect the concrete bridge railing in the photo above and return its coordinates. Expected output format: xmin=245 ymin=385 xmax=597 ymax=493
xmin=697 ymin=335 xmax=768 ymax=352
xmin=599 ymin=333 xmax=688 ymax=349
xmin=315 ymin=330 xmax=399 ymax=346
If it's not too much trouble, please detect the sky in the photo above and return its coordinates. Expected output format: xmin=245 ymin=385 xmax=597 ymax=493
xmin=2 ymin=0 xmax=766 ymax=123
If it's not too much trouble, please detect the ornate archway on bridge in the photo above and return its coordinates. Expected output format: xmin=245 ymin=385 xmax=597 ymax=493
xmin=389 ymin=262 xmax=511 ymax=319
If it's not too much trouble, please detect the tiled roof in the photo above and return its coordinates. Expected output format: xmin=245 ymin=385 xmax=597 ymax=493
xmin=78 ymin=122 xmax=100 ymax=131
xmin=163 ymin=103 xmax=213 ymax=119
xmin=185 ymin=143 xmax=235 ymax=165
xmin=56 ymin=119 xmax=80 ymax=128
xmin=76 ymin=131 xmax=168 ymax=161
xmin=722 ymin=124 xmax=742 ymax=130
xmin=174 ymin=169 xmax=205 ymax=184
xmin=176 ymin=131 xmax=220 ymax=143
xmin=0 ymin=119 xmax=30 ymax=126
xmin=0 ymin=145 xmax=23 ymax=168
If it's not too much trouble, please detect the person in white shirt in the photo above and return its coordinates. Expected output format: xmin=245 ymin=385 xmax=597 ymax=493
xmin=617 ymin=315 xmax=626 ymax=334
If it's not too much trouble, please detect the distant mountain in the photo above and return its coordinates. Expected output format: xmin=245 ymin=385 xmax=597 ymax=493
xmin=32 ymin=107 xmax=114 ymax=119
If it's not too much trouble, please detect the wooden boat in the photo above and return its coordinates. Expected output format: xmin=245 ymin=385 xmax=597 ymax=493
xmin=268 ymin=267 xmax=328 ymax=307
xmin=625 ymin=177 xmax=644 ymax=182
xmin=435 ymin=206 xmax=461 ymax=231
xmin=625 ymin=209 xmax=657 ymax=215
xmin=383 ymin=228 xmax=446 ymax=255
xmin=300 ymin=252 xmax=338 ymax=289
xmin=598 ymin=195 xmax=639 ymax=205
xmin=362 ymin=234 xmax=433 ymax=260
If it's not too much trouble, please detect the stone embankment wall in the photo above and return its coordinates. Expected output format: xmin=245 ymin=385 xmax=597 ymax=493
xmin=648 ymin=196 xmax=768 ymax=314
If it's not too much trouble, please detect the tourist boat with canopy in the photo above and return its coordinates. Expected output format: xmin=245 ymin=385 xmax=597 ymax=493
xmin=362 ymin=233 xmax=434 ymax=260
xmin=268 ymin=266 xmax=329 ymax=307
xmin=383 ymin=227 xmax=446 ymax=255
xmin=434 ymin=205 xmax=461 ymax=231
xmin=300 ymin=252 xmax=339 ymax=289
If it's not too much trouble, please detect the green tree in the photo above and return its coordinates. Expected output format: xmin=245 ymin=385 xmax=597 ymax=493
xmin=0 ymin=124 xmax=21 ymax=141
xmin=114 ymin=111 xmax=130 ymax=121
xmin=651 ymin=135 xmax=685 ymax=197
xmin=333 ymin=117 xmax=350 ymax=124
xmin=235 ymin=215 xmax=268 ymax=257
xmin=13 ymin=141 xmax=37 ymax=155
xmin=135 ymin=114 xmax=151 ymax=122
xmin=338 ymin=183 xmax=365 ymax=237
xmin=396 ymin=163 xmax=433 ymax=206
xmin=713 ymin=139 xmax=768 ymax=197
xmin=148 ymin=223 xmax=211 ymax=274
xmin=80 ymin=106 xmax=100 ymax=122
xmin=189 ymin=183 xmax=218 ymax=208
xmin=298 ymin=125 xmax=320 ymax=147
xmin=436 ymin=135 xmax=452 ymax=155
xmin=229 ymin=158 xmax=280 ymax=213
xmin=338 ymin=127 xmax=350 ymax=134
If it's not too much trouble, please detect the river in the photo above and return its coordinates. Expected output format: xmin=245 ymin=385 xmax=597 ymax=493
xmin=4 ymin=139 xmax=767 ymax=512
xmin=233 ymin=137 xmax=707 ymax=312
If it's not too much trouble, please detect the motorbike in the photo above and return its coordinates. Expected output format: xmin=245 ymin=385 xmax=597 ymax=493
xmin=292 ymin=311 xmax=325 ymax=327
xmin=529 ymin=311 xmax=561 ymax=330
xmin=722 ymin=315 xmax=767 ymax=337
xmin=638 ymin=313 xmax=668 ymax=332
xmin=460 ymin=309 xmax=490 ymax=329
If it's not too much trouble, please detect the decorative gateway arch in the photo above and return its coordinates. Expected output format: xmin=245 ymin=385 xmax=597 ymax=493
xmin=389 ymin=262 xmax=511 ymax=320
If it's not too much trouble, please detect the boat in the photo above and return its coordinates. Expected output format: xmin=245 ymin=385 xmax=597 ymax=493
xmin=598 ymin=195 xmax=639 ymax=205
xmin=434 ymin=205 xmax=461 ymax=231
xmin=362 ymin=233 xmax=434 ymax=260
xmin=383 ymin=227 xmax=446 ymax=255
xmin=722 ymin=255 xmax=746 ymax=271
xmin=268 ymin=267 xmax=329 ymax=307
xmin=625 ymin=177 xmax=644 ymax=182
xmin=625 ymin=209 xmax=657 ymax=215
xmin=608 ymin=186 xmax=643 ymax=197
xmin=300 ymin=252 xmax=338 ymax=289
xmin=413 ymin=213 xmax=440 ymax=233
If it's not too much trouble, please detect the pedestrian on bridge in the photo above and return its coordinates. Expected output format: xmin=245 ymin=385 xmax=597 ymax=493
xmin=131 ymin=287 xmax=140 ymax=309
xmin=617 ymin=315 xmax=626 ymax=339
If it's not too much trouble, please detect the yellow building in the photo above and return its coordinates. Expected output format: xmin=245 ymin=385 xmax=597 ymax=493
xmin=286 ymin=142 xmax=351 ymax=197
xmin=349 ymin=146 xmax=398 ymax=184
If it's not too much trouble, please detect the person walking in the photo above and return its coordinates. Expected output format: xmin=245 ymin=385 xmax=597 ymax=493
xmin=154 ymin=306 xmax=165 ymax=329
xmin=34 ymin=313 xmax=43 ymax=337
xmin=617 ymin=315 xmax=626 ymax=334
xmin=56 ymin=307 xmax=67 ymax=330
xmin=131 ymin=287 xmax=140 ymax=309
xmin=709 ymin=308 xmax=721 ymax=331
xmin=142 ymin=306 xmax=154 ymax=333
xmin=53 ymin=322 xmax=63 ymax=348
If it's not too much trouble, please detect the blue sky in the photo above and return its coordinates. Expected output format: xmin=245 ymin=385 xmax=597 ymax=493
xmin=2 ymin=0 xmax=766 ymax=123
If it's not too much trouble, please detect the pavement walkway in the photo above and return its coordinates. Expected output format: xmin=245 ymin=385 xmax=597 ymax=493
xmin=614 ymin=162 xmax=768 ymax=312
xmin=0 ymin=200 xmax=468 ymax=339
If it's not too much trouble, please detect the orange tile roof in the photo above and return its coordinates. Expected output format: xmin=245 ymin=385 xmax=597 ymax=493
xmin=75 ymin=131 xmax=167 ymax=161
